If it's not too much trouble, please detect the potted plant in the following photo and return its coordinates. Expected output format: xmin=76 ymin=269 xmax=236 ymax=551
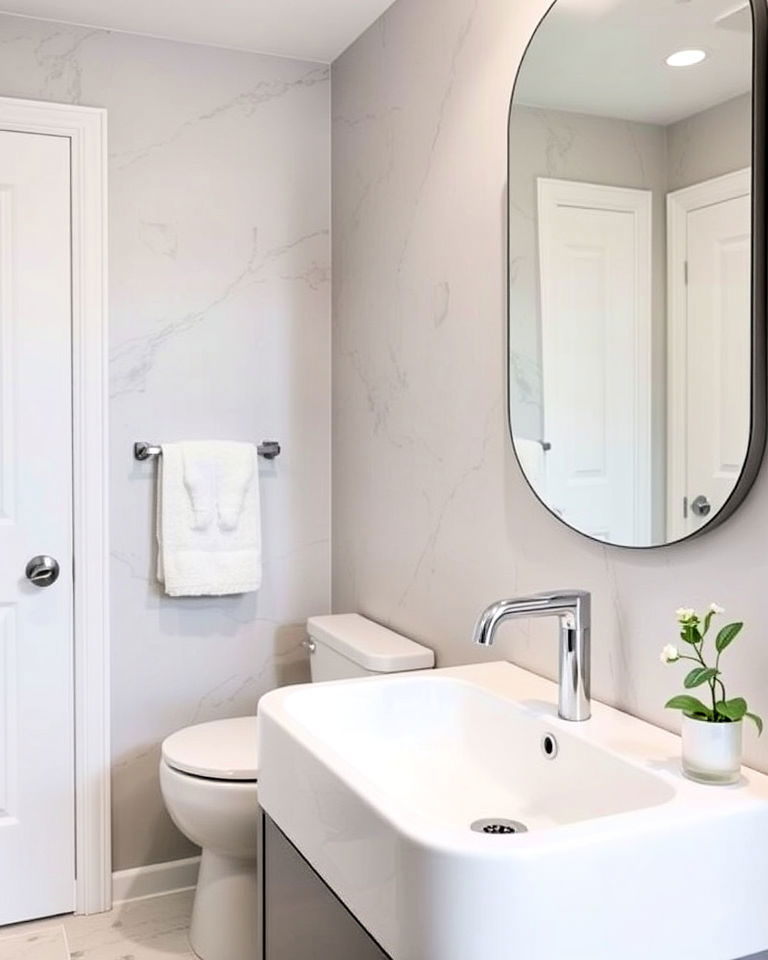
xmin=661 ymin=604 xmax=762 ymax=784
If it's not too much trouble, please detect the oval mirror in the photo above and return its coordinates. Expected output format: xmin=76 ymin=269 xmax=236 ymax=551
xmin=508 ymin=0 xmax=767 ymax=548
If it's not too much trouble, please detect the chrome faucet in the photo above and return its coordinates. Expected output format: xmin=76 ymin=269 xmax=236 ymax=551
xmin=472 ymin=590 xmax=591 ymax=721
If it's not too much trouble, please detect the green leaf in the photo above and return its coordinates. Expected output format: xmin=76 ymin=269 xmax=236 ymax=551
xmin=715 ymin=622 xmax=743 ymax=654
xmin=703 ymin=610 xmax=715 ymax=636
xmin=715 ymin=698 xmax=748 ymax=722
xmin=665 ymin=695 xmax=713 ymax=719
xmin=680 ymin=623 xmax=703 ymax=646
xmin=746 ymin=713 xmax=764 ymax=736
xmin=684 ymin=667 xmax=719 ymax=689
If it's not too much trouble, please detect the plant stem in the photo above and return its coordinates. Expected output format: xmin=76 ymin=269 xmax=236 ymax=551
xmin=716 ymin=677 xmax=727 ymax=714
xmin=714 ymin=652 xmax=726 ymax=720
xmin=692 ymin=638 xmax=718 ymax=721
xmin=692 ymin=643 xmax=708 ymax=668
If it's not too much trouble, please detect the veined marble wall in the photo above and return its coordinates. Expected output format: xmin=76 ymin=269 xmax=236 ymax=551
xmin=0 ymin=14 xmax=330 ymax=870
xmin=332 ymin=0 xmax=768 ymax=775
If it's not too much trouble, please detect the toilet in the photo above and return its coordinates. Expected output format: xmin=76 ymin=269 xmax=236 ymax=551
xmin=159 ymin=614 xmax=434 ymax=960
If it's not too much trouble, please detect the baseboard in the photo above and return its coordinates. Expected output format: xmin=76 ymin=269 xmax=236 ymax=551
xmin=112 ymin=855 xmax=200 ymax=903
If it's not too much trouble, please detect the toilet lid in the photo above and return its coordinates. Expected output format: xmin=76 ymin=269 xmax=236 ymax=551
xmin=162 ymin=717 xmax=259 ymax=781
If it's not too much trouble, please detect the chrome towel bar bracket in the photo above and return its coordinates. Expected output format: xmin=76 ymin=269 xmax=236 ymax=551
xmin=134 ymin=440 xmax=281 ymax=461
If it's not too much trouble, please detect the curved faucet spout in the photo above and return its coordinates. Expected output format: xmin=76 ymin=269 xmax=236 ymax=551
xmin=472 ymin=590 xmax=591 ymax=722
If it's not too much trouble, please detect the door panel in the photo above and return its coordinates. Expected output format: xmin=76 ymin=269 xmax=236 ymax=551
xmin=0 ymin=130 xmax=74 ymax=924
xmin=667 ymin=171 xmax=752 ymax=540
xmin=686 ymin=194 xmax=751 ymax=532
xmin=537 ymin=178 xmax=652 ymax=544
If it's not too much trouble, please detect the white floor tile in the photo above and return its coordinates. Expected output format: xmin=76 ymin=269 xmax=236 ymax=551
xmin=0 ymin=891 xmax=196 ymax=960
xmin=0 ymin=927 xmax=68 ymax=960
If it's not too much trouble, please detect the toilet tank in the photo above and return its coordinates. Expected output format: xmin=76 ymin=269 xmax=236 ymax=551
xmin=306 ymin=614 xmax=434 ymax=682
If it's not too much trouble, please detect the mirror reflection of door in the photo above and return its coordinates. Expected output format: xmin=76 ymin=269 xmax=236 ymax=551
xmin=667 ymin=170 xmax=751 ymax=540
xmin=537 ymin=178 xmax=652 ymax=544
xmin=507 ymin=0 xmax=756 ymax=547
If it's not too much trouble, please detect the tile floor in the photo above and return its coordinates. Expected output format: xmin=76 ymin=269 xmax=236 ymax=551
xmin=4 ymin=893 xmax=768 ymax=960
xmin=0 ymin=891 xmax=196 ymax=960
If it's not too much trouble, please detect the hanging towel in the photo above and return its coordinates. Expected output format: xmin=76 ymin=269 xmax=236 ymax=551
xmin=157 ymin=441 xmax=262 ymax=597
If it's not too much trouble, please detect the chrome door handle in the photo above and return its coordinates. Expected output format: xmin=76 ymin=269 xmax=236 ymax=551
xmin=25 ymin=555 xmax=60 ymax=587
xmin=690 ymin=495 xmax=712 ymax=518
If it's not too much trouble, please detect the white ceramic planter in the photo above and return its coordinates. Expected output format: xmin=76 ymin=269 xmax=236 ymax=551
xmin=682 ymin=715 xmax=743 ymax=784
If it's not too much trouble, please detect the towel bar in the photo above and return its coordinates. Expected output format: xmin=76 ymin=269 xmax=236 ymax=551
xmin=134 ymin=440 xmax=281 ymax=461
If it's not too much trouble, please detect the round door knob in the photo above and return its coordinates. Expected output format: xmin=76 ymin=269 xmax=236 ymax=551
xmin=25 ymin=555 xmax=60 ymax=587
xmin=690 ymin=495 xmax=712 ymax=518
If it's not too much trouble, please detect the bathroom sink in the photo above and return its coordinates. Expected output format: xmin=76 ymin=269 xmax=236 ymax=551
xmin=258 ymin=662 xmax=768 ymax=960
xmin=268 ymin=670 xmax=671 ymax=831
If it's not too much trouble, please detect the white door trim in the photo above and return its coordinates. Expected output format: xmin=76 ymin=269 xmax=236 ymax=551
xmin=666 ymin=168 xmax=751 ymax=540
xmin=0 ymin=97 xmax=110 ymax=915
xmin=537 ymin=177 xmax=653 ymax=543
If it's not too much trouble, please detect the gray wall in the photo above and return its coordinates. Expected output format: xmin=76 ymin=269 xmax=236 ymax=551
xmin=331 ymin=0 xmax=768 ymax=776
xmin=667 ymin=93 xmax=751 ymax=192
xmin=0 ymin=14 xmax=330 ymax=870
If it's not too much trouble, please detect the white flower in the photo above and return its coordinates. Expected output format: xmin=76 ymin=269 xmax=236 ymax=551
xmin=709 ymin=603 xmax=725 ymax=615
xmin=660 ymin=644 xmax=680 ymax=664
xmin=675 ymin=608 xmax=696 ymax=624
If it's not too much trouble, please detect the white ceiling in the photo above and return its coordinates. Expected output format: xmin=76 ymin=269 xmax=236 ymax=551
xmin=0 ymin=0 xmax=399 ymax=62
xmin=514 ymin=0 xmax=753 ymax=126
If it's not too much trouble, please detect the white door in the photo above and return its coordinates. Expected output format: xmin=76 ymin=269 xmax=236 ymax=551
xmin=0 ymin=130 xmax=74 ymax=924
xmin=537 ymin=178 xmax=652 ymax=544
xmin=667 ymin=170 xmax=751 ymax=540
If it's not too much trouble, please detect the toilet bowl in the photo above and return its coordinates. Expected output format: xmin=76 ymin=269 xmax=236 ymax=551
xmin=160 ymin=615 xmax=434 ymax=960
xmin=160 ymin=717 xmax=260 ymax=960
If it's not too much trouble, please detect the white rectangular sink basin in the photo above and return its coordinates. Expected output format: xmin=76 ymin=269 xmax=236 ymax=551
xmin=258 ymin=663 xmax=768 ymax=960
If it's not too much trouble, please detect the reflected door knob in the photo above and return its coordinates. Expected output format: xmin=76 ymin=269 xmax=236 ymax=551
xmin=25 ymin=555 xmax=60 ymax=587
xmin=690 ymin=495 xmax=712 ymax=518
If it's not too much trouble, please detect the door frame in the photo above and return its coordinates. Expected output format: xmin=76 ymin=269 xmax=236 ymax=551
xmin=666 ymin=168 xmax=752 ymax=540
xmin=537 ymin=177 xmax=653 ymax=543
xmin=0 ymin=97 xmax=110 ymax=915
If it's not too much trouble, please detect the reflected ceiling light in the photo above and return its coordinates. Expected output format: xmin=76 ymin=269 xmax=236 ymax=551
xmin=665 ymin=49 xmax=707 ymax=66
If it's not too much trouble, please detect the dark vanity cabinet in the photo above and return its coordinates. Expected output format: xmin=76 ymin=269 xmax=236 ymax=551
xmin=263 ymin=815 xmax=391 ymax=960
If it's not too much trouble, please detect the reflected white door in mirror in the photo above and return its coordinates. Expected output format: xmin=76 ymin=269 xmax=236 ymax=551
xmin=537 ymin=178 xmax=652 ymax=544
xmin=667 ymin=169 xmax=752 ymax=540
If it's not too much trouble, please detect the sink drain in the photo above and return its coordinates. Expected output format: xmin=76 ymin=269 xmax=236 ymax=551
xmin=471 ymin=818 xmax=528 ymax=835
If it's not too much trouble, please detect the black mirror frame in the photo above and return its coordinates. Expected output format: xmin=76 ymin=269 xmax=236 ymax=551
xmin=506 ymin=0 xmax=768 ymax=550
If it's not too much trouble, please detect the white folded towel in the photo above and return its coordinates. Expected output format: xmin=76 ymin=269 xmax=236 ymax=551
xmin=157 ymin=441 xmax=262 ymax=597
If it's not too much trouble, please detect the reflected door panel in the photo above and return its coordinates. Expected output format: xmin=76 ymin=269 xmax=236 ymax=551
xmin=667 ymin=171 xmax=751 ymax=539
xmin=537 ymin=178 xmax=652 ymax=543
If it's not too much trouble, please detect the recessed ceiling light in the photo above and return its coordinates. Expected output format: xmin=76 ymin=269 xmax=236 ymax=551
xmin=666 ymin=49 xmax=707 ymax=67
